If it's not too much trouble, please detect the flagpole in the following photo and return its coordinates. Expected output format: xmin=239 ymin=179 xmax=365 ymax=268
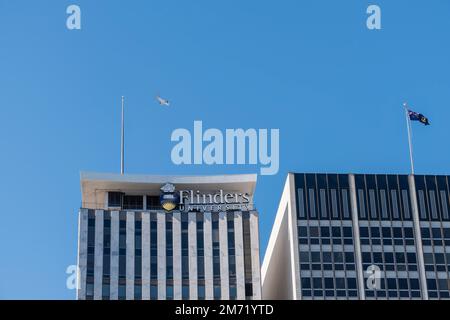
xmin=121 ymin=96 xmax=125 ymax=175
xmin=403 ymin=102 xmax=415 ymax=174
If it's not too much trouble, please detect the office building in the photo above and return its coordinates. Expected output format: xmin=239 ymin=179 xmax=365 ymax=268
xmin=262 ymin=173 xmax=450 ymax=300
xmin=76 ymin=172 xmax=261 ymax=300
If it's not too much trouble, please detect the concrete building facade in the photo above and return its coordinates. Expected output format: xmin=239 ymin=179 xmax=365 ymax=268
xmin=262 ymin=173 xmax=450 ymax=300
xmin=77 ymin=172 xmax=261 ymax=300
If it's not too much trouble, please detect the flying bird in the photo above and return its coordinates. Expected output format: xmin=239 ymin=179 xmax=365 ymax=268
xmin=156 ymin=96 xmax=170 ymax=106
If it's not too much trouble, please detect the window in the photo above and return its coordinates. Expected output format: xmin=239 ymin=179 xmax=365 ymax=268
xmin=146 ymin=196 xmax=160 ymax=210
xmin=134 ymin=285 xmax=142 ymax=300
xmin=198 ymin=285 xmax=206 ymax=300
xmin=108 ymin=192 xmax=122 ymax=207
xmin=166 ymin=285 xmax=174 ymax=300
xmin=102 ymin=284 xmax=110 ymax=300
xmin=309 ymin=226 xmax=319 ymax=237
xmin=214 ymin=285 xmax=221 ymax=300
xmin=182 ymin=285 xmax=189 ymax=299
xmin=118 ymin=285 xmax=126 ymax=300
xmin=297 ymin=188 xmax=306 ymax=219
xmin=150 ymin=285 xmax=158 ymax=300
xmin=123 ymin=195 xmax=143 ymax=210
xmin=86 ymin=283 xmax=94 ymax=296
xmin=301 ymin=277 xmax=311 ymax=288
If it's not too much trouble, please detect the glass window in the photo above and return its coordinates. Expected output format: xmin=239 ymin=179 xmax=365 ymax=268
xmin=108 ymin=192 xmax=122 ymax=207
xmin=333 ymin=252 xmax=343 ymax=263
xmin=336 ymin=278 xmax=345 ymax=289
xmin=347 ymin=278 xmax=357 ymax=289
xmin=299 ymin=252 xmax=310 ymax=263
xmin=134 ymin=285 xmax=142 ymax=300
xmin=312 ymin=278 xmax=322 ymax=289
xmin=298 ymin=227 xmax=308 ymax=237
xmin=384 ymin=252 xmax=394 ymax=264
xmin=321 ymin=226 xmax=330 ymax=237
xmin=150 ymin=285 xmax=158 ymax=299
xmin=432 ymin=228 xmax=442 ymax=239
xmin=214 ymin=285 xmax=221 ymax=299
xmin=123 ymin=195 xmax=143 ymax=210
xmin=198 ymin=285 xmax=205 ymax=300
xmin=86 ymin=283 xmax=94 ymax=296
xmin=382 ymin=227 xmax=391 ymax=238
xmin=331 ymin=189 xmax=339 ymax=219
xmin=370 ymin=227 xmax=380 ymax=238
xmin=424 ymin=253 xmax=434 ymax=264
xmin=118 ymin=285 xmax=126 ymax=299
xmin=182 ymin=285 xmax=189 ymax=299
xmin=360 ymin=227 xmax=369 ymax=238
xmin=297 ymin=188 xmax=306 ymax=219
xmin=146 ymin=196 xmax=160 ymax=210
xmin=332 ymin=226 xmax=341 ymax=237
xmin=308 ymin=189 xmax=316 ymax=219
xmin=310 ymin=226 xmax=319 ymax=237
xmin=166 ymin=285 xmax=174 ymax=300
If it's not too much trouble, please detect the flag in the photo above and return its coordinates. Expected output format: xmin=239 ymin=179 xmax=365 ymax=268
xmin=408 ymin=109 xmax=430 ymax=125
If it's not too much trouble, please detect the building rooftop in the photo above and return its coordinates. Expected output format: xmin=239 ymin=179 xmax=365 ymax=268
xmin=80 ymin=171 xmax=258 ymax=209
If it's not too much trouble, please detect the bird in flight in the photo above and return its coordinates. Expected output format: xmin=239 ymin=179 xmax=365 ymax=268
xmin=156 ymin=96 xmax=170 ymax=106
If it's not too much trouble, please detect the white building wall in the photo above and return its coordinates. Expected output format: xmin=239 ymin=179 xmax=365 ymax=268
xmin=203 ymin=212 xmax=214 ymax=299
xmin=172 ymin=212 xmax=182 ymax=300
xmin=219 ymin=211 xmax=229 ymax=300
xmin=77 ymin=209 xmax=88 ymax=300
xmin=157 ymin=211 xmax=166 ymax=299
xmin=249 ymin=210 xmax=262 ymax=299
xmin=126 ymin=211 xmax=135 ymax=299
xmin=94 ymin=210 xmax=104 ymax=299
xmin=234 ymin=212 xmax=246 ymax=299
xmin=110 ymin=211 xmax=120 ymax=300
xmin=141 ymin=212 xmax=151 ymax=300
xmin=188 ymin=212 xmax=198 ymax=299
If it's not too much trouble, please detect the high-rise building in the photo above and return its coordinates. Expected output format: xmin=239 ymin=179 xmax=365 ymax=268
xmin=76 ymin=172 xmax=261 ymax=300
xmin=262 ymin=173 xmax=450 ymax=300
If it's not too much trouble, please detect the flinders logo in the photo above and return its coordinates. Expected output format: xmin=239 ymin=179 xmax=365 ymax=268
xmin=160 ymin=183 xmax=179 ymax=212
xmin=159 ymin=183 xmax=254 ymax=213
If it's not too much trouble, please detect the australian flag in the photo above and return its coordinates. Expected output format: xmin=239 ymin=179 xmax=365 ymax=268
xmin=408 ymin=109 xmax=430 ymax=126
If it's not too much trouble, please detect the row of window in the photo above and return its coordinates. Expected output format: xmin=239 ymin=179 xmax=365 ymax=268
xmin=426 ymin=278 xmax=450 ymax=298
xmin=295 ymin=175 xmax=450 ymax=222
xmin=298 ymin=225 xmax=354 ymax=245
xmin=301 ymin=277 xmax=358 ymax=298
xmin=415 ymin=175 xmax=450 ymax=222
xmin=84 ymin=210 xmax=253 ymax=300
xmin=421 ymin=226 xmax=450 ymax=246
xmin=108 ymin=193 xmax=161 ymax=210
xmin=361 ymin=251 xmax=419 ymax=272
xmin=359 ymin=226 xmax=415 ymax=246
xmin=295 ymin=174 xmax=352 ymax=221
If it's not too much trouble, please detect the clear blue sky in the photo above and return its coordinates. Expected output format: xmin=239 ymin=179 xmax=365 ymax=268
xmin=1 ymin=0 xmax=449 ymax=299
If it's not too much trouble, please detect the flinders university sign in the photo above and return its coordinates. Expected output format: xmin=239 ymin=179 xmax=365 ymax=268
xmin=160 ymin=183 xmax=254 ymax=213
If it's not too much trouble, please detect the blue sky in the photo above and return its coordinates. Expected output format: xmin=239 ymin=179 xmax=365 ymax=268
xmin=1 ymin=0 xmax=449 ymax=299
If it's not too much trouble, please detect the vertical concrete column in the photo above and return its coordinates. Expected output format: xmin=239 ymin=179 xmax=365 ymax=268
xmin=287 ymin=173 xmax=301 ymax=299
xmin=188 ymin=212 xmax=198 ymax=299
xmin=142 ymin=212 xmax=151 ymax=300
xmin=234 ymin=211 xmax=246 ymax=300
xmin=77 ymin=209 xmax=88 ymax=300
xmin=126 ymin=212 xmax=135 ymax=299
xmin=203 ymin=212 xmax=214 ymax=299
xmin=157 ymin=211 xmax=166 ymax=299
xmin=219 ymin=211 xmax=229 ymax=300
xmin=110 ymin=211 xmax=120 ymax=300
xmin=94 ymin=210 xmax=104 ymax=300
xmin=408 ymin=175 xmax=429 ymax=299
xmin=172 ymin=212 xmax=182 ymax=300
xmin=349 ymin=174 xmax=366 ymax=300
xmin=249 ymin=211 xmax=262 ymax=299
